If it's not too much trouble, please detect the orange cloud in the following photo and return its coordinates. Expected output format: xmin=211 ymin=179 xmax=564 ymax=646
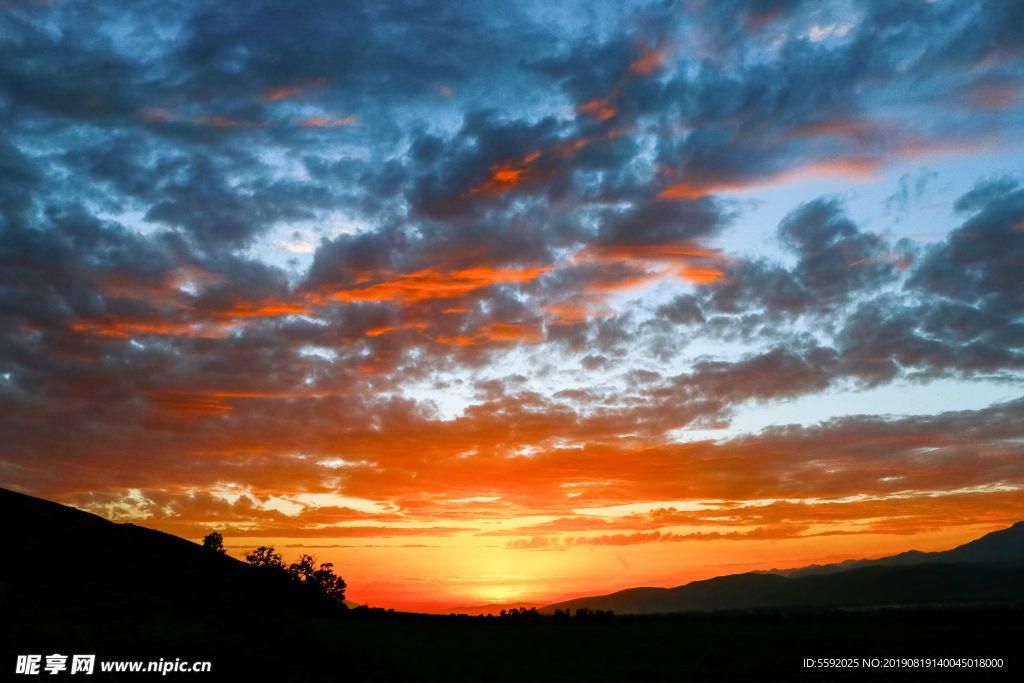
xmin=657 ymin=158 xmax=881 ymax=200
xmin=366 ymin=327 xmax=393 ymax=337
xmin=333 ymin=265 xmax=552 ymax=303
xmin=193 ymin=116 xmax=251 ymax=128
xmin=141 ymin=109 xmax=258 ymax=128
xmin=434 ymin=322 xmax=545 ymax=347
xmin=574 ymin=243 xmax=719 ymax=264
xmin=153 ymin=387 xmax=361 ymax=417
xmin=629 ymin=48 xmax=664 ymax=75
xmin=222 ymin=301 xmax=310 ymax=318
xmin=436 ymin=335 xmax=477 ymax=346
xmin=465 ymin=151 xmax=545 ymax=196
xmin=138 ymin=107 xmax=175 ymax=123
xmin=789 ymin=118 xmax=881 ymax=140
xmin=895 ymin=137 xmax=996 ymax=162
xmin=540 ymin=243 xmax=726 ymax=321
xmin=545 ymin=302 xmax=590 ymax=323
xmin=849 ymin=254 xmax=912 ymax=270
xmin=481 ymin=323 xmax=545 ymax=344
xmin=262 ymin=85 xmax=306 ymax=101
xmin=681 ymin=267 xmax=724 ymax=284
xmin=153 ymin=391 xmax=233 ymax=416
xmin=71 ymin=319 xmax=233 ymax=339
xmin=657 ymin=182 xmax=742 ymax=200
xmin=300 ymin=115 xmax=357 ymax=127
xmin=562 ymin=526 xmax=807 ymax=546
xmin=218 ymin=525 xmax=477 ymax=538
xmin=70 ymin=294 xmax=311 ymax=340
xmin=554 ymin=138 xmax=591 ymax=157
xmin=571 ymin=242 xmax=726 ymax=288
xmin=261 ymin=78 xmax=327 ymax=101
xmin=578 ymin=98 xmax=617 ymax=121
xmin=967 ymin=79 xmax=1021 ymax=110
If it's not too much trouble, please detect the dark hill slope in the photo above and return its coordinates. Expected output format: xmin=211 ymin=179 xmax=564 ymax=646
xmin=0 ymin=486 xmax=342 ymax=615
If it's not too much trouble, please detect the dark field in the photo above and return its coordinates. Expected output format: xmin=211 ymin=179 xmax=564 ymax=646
xmin=3 ymin=599 xmax=1021 ymax=682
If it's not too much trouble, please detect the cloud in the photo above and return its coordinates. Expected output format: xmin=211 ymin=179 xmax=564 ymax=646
xmin=299 ymin=116 xmax=357 ymax=128
xmin=563 ymin=527 xmax=807 ymax=546
xmin=332 ymin=266 xmax=553 ymax=303
xmin=657 ymin=159 xmax=880 ymax=200
xmin=1 ymin=0 xmax=1024 ymax=559
xmin=480 ymin=516 xmax=664 ymax=537
xmin=506 ymin=537 xmax=555 ymax=549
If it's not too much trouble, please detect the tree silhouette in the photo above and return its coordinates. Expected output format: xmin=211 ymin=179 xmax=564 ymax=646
xmin=288 ymin=554 xmax=318 ymax=582
xmin=242 ymin=548 xmax=346 ymax=602
xmin=202 ymin=531 xmax=226 ymax=554
xmin=312 ymin=562 xmax=346 ymax=600
xmin=286 ymin=553 xmax=346 ymax=600
xmin=244 ymin=546 xmax=284 ymax=570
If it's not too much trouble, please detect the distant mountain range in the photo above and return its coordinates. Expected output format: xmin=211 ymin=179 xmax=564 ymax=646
xmin=754 ymin=522 xmax=1024 ymax=578
xmin=541 ymin=522 xmax=1024 ymax=615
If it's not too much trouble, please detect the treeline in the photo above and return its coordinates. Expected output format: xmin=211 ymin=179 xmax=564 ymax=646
xmin=495 ymin=607 xmax=540 ymax=621
xmin=454 ymin=607 xmax=616 ymax=623
xmin=202 ymin=532 xmax=346 ymax=602
xmin=552 ymin=608 xmax=616 ymax=623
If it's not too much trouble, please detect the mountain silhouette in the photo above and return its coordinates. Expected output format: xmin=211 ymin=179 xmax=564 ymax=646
xmin=541 ymin=523 xmax=1024 ymax=615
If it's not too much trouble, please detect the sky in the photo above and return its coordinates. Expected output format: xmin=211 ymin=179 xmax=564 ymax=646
xmin=2 ymin=0 xmax=1024 ymax=612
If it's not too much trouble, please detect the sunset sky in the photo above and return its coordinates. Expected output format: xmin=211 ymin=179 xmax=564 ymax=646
xmin=2 ymin=0 xmax=1024 ymax=612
